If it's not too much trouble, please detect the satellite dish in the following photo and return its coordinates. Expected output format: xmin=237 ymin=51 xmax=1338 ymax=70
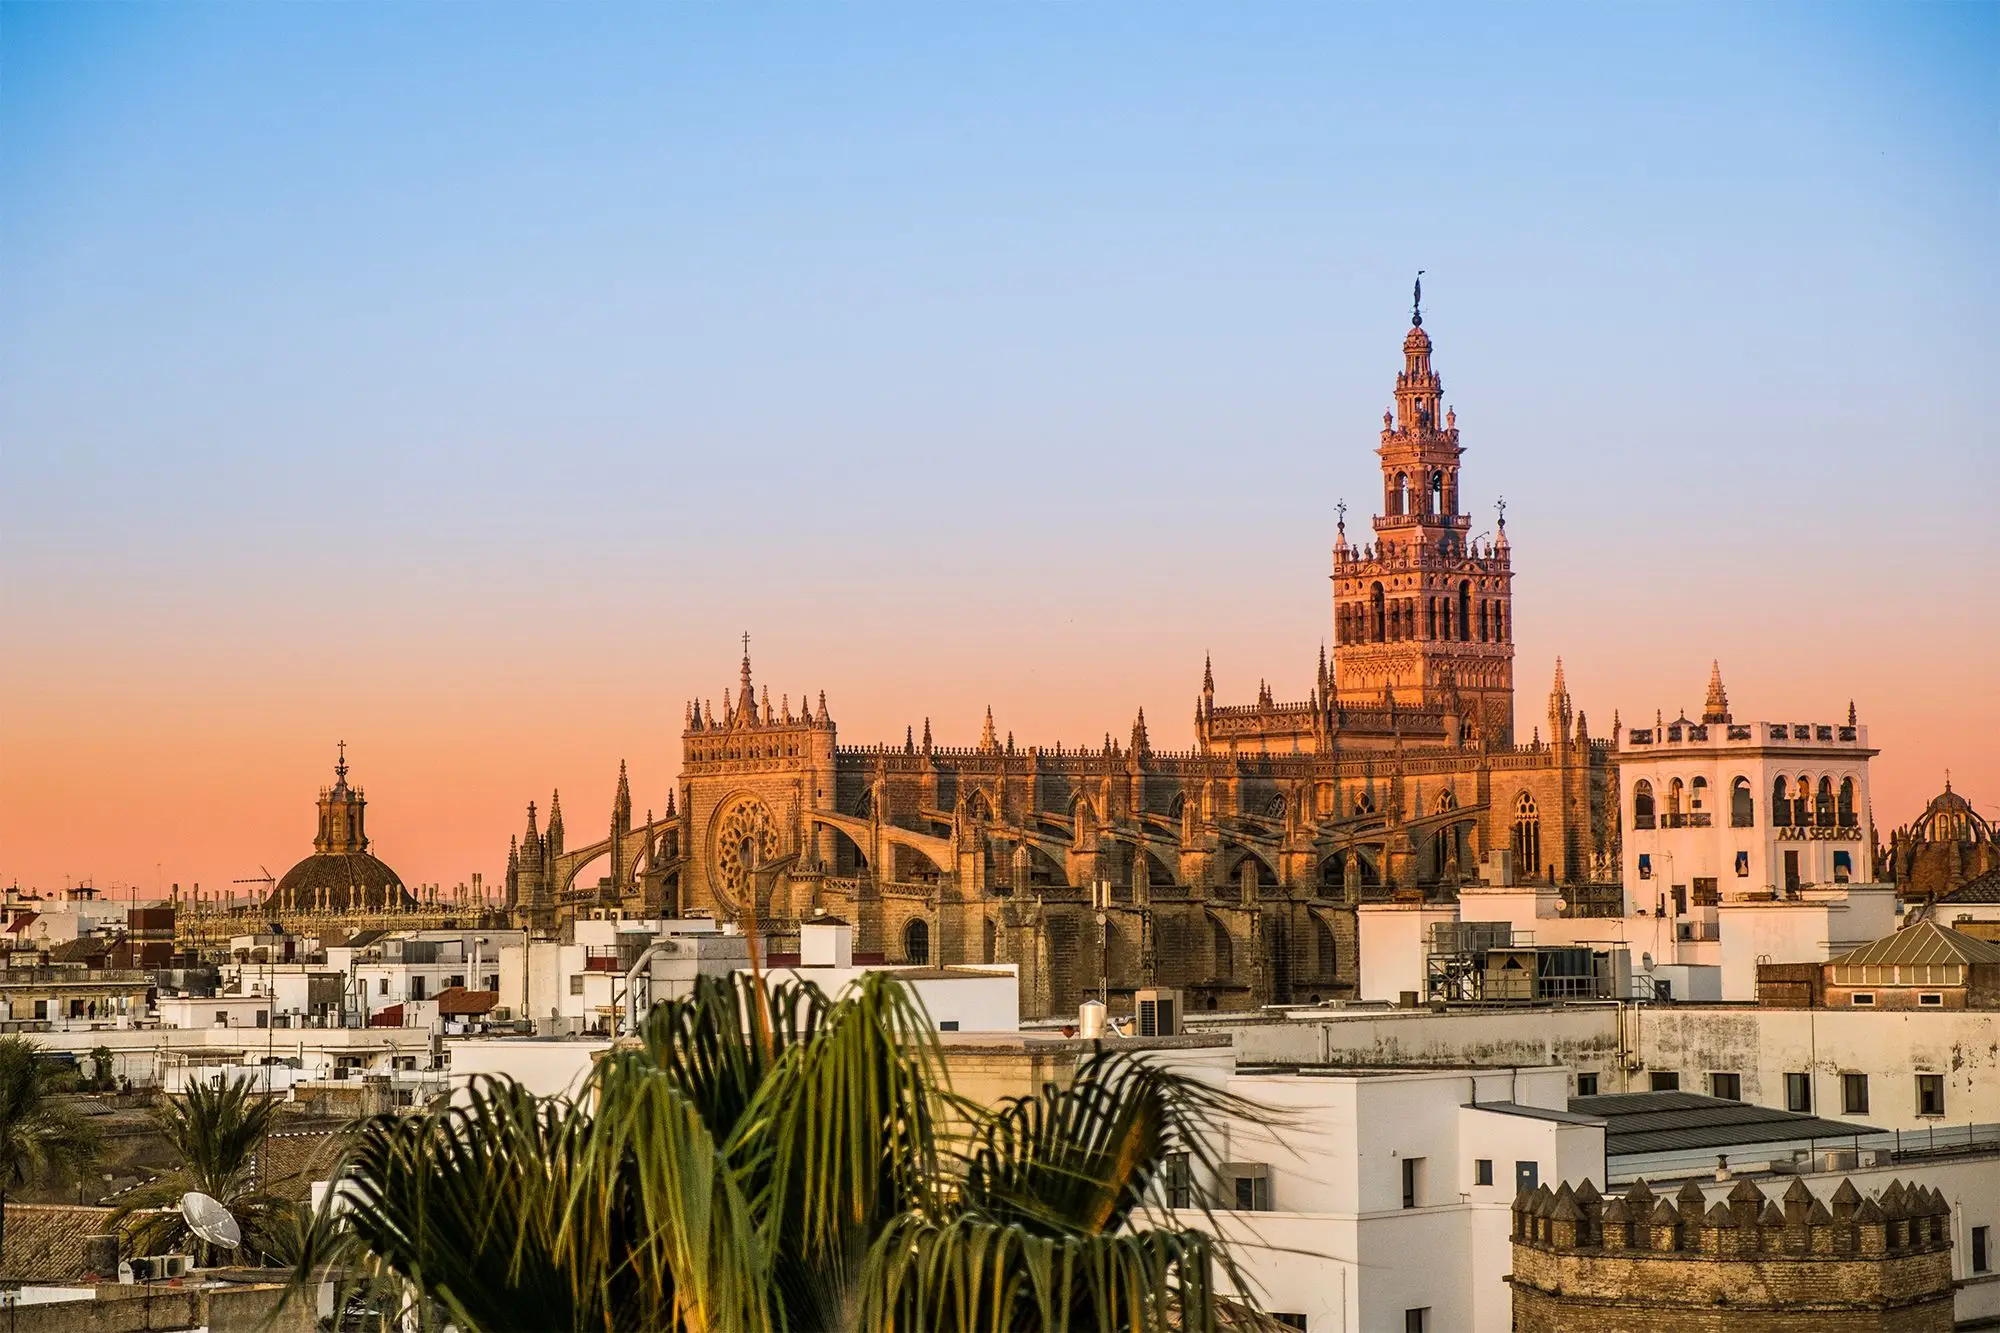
xmin=181 ymin=1192 xmax=241 ymax=1250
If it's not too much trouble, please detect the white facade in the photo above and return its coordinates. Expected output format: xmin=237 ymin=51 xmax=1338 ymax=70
xmin=1196 ymin=1065 xmax=1601 ymax=1333
xmin=1618 ymin=707 xmax=1874 ymax=909
xmin=349 ymin=928 xmax=523 ymax=1025
xmin=1206 ymin=1001 xmax=2000 ymax=1135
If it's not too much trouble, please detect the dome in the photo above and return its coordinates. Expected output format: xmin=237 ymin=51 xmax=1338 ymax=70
xmin=264 ymin=745 xmax=420 ymax=916
xmin=267 ymin=850 xmax=416 ymax=915
xmin=1912 ymin=784 xmax=1994 ymax=847
xmin=1403 ymin=324 xmax=1432 ymax=353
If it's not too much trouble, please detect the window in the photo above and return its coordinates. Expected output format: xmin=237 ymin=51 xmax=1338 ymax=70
xmin=1164 ymin=1152 xmax=1192 ymax=1210
xmin=1228 ymin=1170 xmax=1270 ymax=1211
xmin=214 ymin=1010 xmax=227 ymax=1026
xmin=1735 ymin=850 xmax=1750 ymax=878
xmin=1632 ymin=781 xmax=1655 ymax=830
xmin=1842 ymin=1073 xmax=1870 ymax=1115
xmin=1693 ymin=877 xmax=1718 ymax=907
xmin=937 ymin=1020 xmax=959 ymax=1032
xmin=1576 ymin=1073 xmax=1599 ymax=1097
xmin=1511 ymin=793 xmax=1541 ymax=883
xmin=1919 ymin=992 xmax=1943 ymax=1007
xmin=1974 ymin=1225 xmax=1991 ymax=1274
xmin=1402 ymin=1157 xmax=1425 ymax=1209
xmin=1405 ymin=1309 xmax=1429 ymax=1333
xmin=1785 ymin=1072 xmax=1812 ymax=1113
xmin=904 ymin=918 xmax=931 ymax=965
xmin=1709 ymin=1073 xmax=1741 ymax=1101
xmin=1650 ymin=1071 xmax=1680 ymax=1092
xmin=1515 ymin=1161 xmax=1539 ymax=1193
xmin=1638 ymin=853 xmax=1652 ymax=881
xmin=1273 ymin=1318 xmax=1307 ymax=1332
xmin=1851 ymin=992 xmax=1875 ymax=1006
xmin=1917 ymin=1074 xmax=1945 ymax=1117
xmin=1475 ymin=1159 xmax=1494 ymax=1186
xmin=1833 ymin=850 xmax=1852 ymax=883
xmin=411 ymin=977 xmax=426 ymax=1001
xmin=1730 ymin=777 xmax=1755 ymax=828
xmin=569 ymin=975 xmax=585 ymax=996
xmin=1690 ymin=776 xmax=1708 ymax=810
xmin=255 ymin=1010 xmax=268 ymax=1029
xmin=1772 ymin=776 xmax=1791 ymax=826
xmin=378 ymin=977 xmax=389 ymax=995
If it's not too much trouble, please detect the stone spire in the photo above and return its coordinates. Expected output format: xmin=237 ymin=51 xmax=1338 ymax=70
xmin=921 ymin=717 xmax=933 ymax=753
xmin=1130 ymin=708 xmax=1151 ymax=759
xmin=1548 ymin=658 xmax=1573 ymax=745
xmin=546 ymin=790 xmax=565 ymax=857
xmin=979 ymin=706 xmax=999 ymax=753
xmin=614 ymin=760 xmax=632 ymax=831
xmin=1702 ymin=661 xmax=1731 ymax=725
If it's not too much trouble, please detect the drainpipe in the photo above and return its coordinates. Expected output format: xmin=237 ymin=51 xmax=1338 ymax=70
xmin=622 ymin=939 xmax=675 ymax=1034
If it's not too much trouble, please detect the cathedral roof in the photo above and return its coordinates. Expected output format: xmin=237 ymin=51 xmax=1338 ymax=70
xmin=268 ymin=851 xmax=416 ymax=916
xmin=265 ymin=747 xmax=419 ymax=916
xmin=1910 ymin=781 xmax=1994 ymax=846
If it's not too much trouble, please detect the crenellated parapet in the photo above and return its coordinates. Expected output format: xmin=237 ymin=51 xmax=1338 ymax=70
xmin=1511 ymin=1176 xmax=1956 ymax=1332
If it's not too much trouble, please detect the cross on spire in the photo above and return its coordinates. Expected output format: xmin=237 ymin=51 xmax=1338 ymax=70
xmin=335 ymin=740 xmax=348 ymax=782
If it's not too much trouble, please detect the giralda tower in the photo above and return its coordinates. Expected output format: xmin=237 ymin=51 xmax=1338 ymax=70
xmin=1330 ymin=280 xmax=1516 ymax=744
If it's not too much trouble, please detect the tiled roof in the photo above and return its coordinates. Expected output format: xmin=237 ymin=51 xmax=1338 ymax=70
xmin=1827 ymin=919 xmax=2000 ymax=968
xmin=1938 ymin=867 xmax=2000 ymax=905
xmin=436 ymin=986 xmax=498 ymax=1016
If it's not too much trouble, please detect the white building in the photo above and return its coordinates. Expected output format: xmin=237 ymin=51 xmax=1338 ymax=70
xmin=1196 ymin=1064 xmax=1601 ymax=1332
xmin=349 ymin=928 xmax=524 ymax=1025
xmin=1205 ymin=995 xmax=2000 ymax=1135
xmin=1619 ymin=664 xmax=1874 ymax=908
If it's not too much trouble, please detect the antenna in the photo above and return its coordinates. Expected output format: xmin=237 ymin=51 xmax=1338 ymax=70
xmin=182 ymin=1192 xmax=241 ymax=1250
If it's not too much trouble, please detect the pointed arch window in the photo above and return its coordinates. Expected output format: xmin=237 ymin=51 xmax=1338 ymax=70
xmin=1772 ymin=776 xmax=1791 ymax=827
xmin=1632 ymin=780 xmax=1655 ymax=830
xmin=1511 ymin=792 xmax=1542 ymax=882
xmin=1838 ymin=777 xmax=1857 ymax=829
xmin=903 ymin=918 xmax=930 ymax=966
xmin=1815 ymin=776 xmax=1835 ymax=828
xmin=1371 ymin=583 xmax=1386 ymax=643
xmin=1210 ymin=916 xmax=1235 ymax=979
xmin=1794 ymin=774 xmax=1812 ymax=828
xmin=1690 ymin=776 xmax=1708 ymax=812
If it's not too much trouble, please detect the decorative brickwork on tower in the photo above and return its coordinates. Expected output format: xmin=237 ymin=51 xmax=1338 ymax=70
xmin=1330 ymin=281 xmax=1515 ymax=746
xmin=1510 ymin=1176 xmax=1956 ymax=1333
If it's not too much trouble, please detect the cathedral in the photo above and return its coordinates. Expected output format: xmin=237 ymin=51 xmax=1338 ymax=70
xmin=505 ymin=295 xmax=1621 ymax=1018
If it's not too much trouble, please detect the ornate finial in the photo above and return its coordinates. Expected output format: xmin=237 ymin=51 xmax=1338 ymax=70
xmin=335 ymin=740 xmax=348 ymax=782
xmin=1495 ymin=496 xmax=1507 ymax=529
xmin=1335 ymin=498 xmax=1347 ymax=533
xmin=741 ymin=630 xmax=751 ymax=659
xmin=1412 ymin=270 xmax=1425 ymax=327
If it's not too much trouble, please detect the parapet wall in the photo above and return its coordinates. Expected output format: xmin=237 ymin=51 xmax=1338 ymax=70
xmin=1510 ymin=1176 xmax=1955 ymax=1333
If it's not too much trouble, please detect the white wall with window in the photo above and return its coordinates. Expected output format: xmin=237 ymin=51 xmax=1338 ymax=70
xmin=1188 ymin=1065 xmax=1602 ymax=1333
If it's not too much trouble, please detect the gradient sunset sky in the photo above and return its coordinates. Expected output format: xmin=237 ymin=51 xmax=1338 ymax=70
xmin=3 ymin=4 xmax=1995 ymax=900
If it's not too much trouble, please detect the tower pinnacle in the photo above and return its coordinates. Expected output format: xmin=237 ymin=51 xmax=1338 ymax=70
xmin=1702 ymin=661 xmax=1731 ymax=725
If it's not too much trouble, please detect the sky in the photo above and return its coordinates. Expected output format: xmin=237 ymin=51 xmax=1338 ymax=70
xmin=2 ymin=3 xmax=1995 ymax=900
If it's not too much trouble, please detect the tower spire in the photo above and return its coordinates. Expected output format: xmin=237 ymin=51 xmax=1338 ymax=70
xmin=1412 ymin=270 xmax=1425 ymax=327
xmin=1703 ymin=661 xmax=1731 ymax=725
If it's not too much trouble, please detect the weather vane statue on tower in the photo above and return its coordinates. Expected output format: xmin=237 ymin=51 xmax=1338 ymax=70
xmin=1412 ymin=270 xmax=1425 ymax=326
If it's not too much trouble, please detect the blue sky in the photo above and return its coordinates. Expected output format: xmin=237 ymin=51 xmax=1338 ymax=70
xmin=2 ymin=3 xmax=1994 ymax=892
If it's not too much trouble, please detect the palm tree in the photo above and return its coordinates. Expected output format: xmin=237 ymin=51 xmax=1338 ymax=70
xmin=0 ymin=1038 xmax=100 ymax=1259
xmin=305 ymin=972 xmax=1267 ymax=1333
xmin=118 ymin=1077 xmax=286 ymax=1263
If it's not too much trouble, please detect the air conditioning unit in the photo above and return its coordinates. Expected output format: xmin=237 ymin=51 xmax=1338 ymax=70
xmin=119 ymin=1255 xmax=191 ymax=1283
xmin=1220 ymin=1162 xmax=1271 ymax=1212
xmin=1135 ymin=988 xmax=1182 ymax=1037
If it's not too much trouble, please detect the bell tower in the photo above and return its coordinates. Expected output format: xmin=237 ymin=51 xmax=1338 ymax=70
xmin=1330 ymin=280 xmax=1516 ymax=744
